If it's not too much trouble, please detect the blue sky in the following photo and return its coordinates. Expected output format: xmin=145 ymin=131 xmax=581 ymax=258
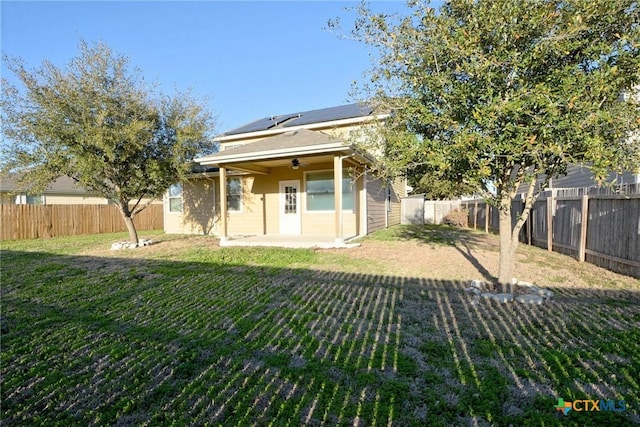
xmin=1 ymin=1 xmax=414 ymax=134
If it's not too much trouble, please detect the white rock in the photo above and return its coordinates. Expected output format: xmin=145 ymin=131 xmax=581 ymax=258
xmin=540 ymin=289 xmax=554 ymax=299
xmin=516 ymin=281 xmax=536 ymax=288
xmin=471 ymin=280 xmax=488 ymax=291
xmin=464 ymin=287 xmax=482 ymax=295
xmin=111 ymin=239 xmax=153 ymax=250
xmin=481 ymin=293 xmax=514 ymax=303
xmin=516 ymin=294 xmax=545 ymax=305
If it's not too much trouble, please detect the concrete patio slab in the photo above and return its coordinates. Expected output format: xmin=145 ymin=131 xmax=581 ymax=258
xmin=219 ymin=234 xmax=361 ymax=249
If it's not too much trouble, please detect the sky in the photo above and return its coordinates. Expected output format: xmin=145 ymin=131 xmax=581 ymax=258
xmin=1 ymin=1 xmax=415 ymax=134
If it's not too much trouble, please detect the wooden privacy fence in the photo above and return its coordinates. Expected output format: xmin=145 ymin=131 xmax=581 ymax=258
xmin=463 ymin=189 xmax=640 ymax=278
xmin=0 ymin=204 xmax=164 ymax=240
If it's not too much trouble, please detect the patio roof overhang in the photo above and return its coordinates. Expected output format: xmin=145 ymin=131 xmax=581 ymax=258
xmin=195 ymin=129 xmax=374 ymax=175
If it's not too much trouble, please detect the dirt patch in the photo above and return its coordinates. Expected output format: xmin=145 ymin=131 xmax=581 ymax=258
xmin=337 ymin=232 xmax=639 ymax=290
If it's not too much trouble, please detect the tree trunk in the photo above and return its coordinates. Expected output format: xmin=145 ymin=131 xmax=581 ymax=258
xmin=118 ymin=204 xmax=139 ymax=245
xmin=498 ymin=195 xmax=524 ymax=292
xmin=123 ymin=214 xmax=139 ymax=246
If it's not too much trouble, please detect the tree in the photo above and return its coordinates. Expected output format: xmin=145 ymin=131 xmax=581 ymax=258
xmin=338 ymin=0 xmax=640 ymax=289
xmin=1 ymin=41 xmax=214 ymax=245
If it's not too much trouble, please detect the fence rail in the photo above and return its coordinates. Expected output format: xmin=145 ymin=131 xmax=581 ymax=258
xmin=462 ymin=190 xmax=640 ymax=278
xmin=0 ymin=204 xmax=164 ymax=240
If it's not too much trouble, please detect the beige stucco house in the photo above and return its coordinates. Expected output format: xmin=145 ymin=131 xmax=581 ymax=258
xmin=0 ymin=174 xmax=110 ymax=205
xmin=163 ymin=103 xmax=406 ymax=245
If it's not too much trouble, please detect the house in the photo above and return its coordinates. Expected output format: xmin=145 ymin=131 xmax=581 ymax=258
xmin=0 ymin=174 xmax=110 ymax=205
xmin=517 ymin=165 xmax=640 ymax=196
xmin=163 ymin=103 xmax=406 ymax=245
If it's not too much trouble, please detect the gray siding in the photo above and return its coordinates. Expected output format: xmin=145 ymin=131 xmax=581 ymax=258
xmin=366 ymin=176 xmax=406 ymax=233
xmin=366 ymin=178 xmax=387 ymax=233
xmin=518 ymin=165 xmax=639 ymax=195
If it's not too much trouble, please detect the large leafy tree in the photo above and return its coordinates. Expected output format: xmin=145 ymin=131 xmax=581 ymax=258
xmin=1 ymin=41 xmax=214 ymax=244
xmin=340 ymin=0 xmax=640 ymax=288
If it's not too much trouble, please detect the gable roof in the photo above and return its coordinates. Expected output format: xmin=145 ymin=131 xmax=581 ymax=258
xmin=0 ymin=173 xmax=91 ymax=195
xmin=221 ymin=103 xmax=376 ymax=137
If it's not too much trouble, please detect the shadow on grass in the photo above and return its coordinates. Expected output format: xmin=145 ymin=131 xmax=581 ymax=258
xmin=371 ymin=224 xmax=497 ymax=283
xmin=1 ymin=248 xmax=638 ymax=426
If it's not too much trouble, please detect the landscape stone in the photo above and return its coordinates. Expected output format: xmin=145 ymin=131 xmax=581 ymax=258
xmin=464 ymin=287 xmax=482 ymax=295
xmin=481 ymin=292 xmax=514 ymax=303
xmin=471 ymin=279 xmax=488 ymax=291
xmin=516 ymin=294 xmax=545 ymax=305
xmin=470 ymin=279 xmax=553 ymax=305
xmin=111 ymin=239 xmax=153 ymax=250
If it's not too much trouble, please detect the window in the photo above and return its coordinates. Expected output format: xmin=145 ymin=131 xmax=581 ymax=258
xmin=227 ymin=178 xmax=242 ymax=212
xmin=168 ymin=184 xmax=183 ymax=213
xmin=306 ymin=171 xmax=354 ymax=211
xmin=26 ymin=195 xmax=44 ymax=205
xmin=16 ymin=194 xmax=44 ymax=205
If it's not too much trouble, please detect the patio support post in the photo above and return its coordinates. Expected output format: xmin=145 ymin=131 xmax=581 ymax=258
xmin=219 ymin=167 xmax=228 ymax=243
xmin=334 ymin=155 xmax=343 ymax=245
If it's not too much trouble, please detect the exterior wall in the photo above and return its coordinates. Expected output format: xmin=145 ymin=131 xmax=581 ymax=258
xmin=365 ymin=176 xmax=405 ymax=233
xmin=366 ymin=177 xmax=387 ymax=233
xmin=388 ymin=177 xmax=405 ymax=226
xmin=42 ymin=195 xmax=110 ymax=205
xmin=164 ymin=178 xmax=217 ymax=235
xmin=1 ymin=192 xmax=162 ymax=206
xmin=0 ymin=193 xmax=109 ymax=205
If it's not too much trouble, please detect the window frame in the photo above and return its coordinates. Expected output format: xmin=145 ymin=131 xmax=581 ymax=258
xmin=168 ymin=183 xmax=183 ymax=214
xmin=304 ymin=169 xmax=355 ymax=213
xmin=226 ymin=177 xmax=243 ymax=213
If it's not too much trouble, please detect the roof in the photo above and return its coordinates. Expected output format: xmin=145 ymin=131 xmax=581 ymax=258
xmin=221 ymin=103 xmax=375 ymax=136
xmin=0 ymin=174 xmax=91 ymax=195
xmin=196 ymin=129 xmax=353 ymax=165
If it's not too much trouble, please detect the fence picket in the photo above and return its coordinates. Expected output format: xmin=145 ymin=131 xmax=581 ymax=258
xmin=461 ymin=189 xmax=639 ymax=278
xmin=0 ymin=204 xmax=163 ymax=240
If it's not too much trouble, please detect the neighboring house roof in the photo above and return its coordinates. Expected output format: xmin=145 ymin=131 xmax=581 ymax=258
xmin=222 ymin=103 xmax=376 ymax=136
xmin=0 ymin=174 xmax=91 ymax=195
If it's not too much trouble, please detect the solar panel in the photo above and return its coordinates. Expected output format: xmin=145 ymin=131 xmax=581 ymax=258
xmin=222 ymin=103 xmax=374 ymax=136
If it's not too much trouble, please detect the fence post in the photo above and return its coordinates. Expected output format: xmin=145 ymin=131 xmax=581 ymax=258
xmin=527 ymin=204 xmax=532 ymax=246
xmin=473 ymin=201 xmax=478 ymax=229
xmin=484 ymin=204 xmax=489 ymax=233
xmin=546 ymin=192 xmax=554 ymax=252
xmin=578 ymin=195 xmax=589 ymax=262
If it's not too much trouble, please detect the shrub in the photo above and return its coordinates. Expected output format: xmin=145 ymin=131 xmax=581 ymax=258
xmin=443 ymin=210 xmax=469 ymax=228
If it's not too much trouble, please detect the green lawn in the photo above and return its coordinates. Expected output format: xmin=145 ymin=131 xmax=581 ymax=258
xmin=1 ymin=229 xmax=638 ymax=426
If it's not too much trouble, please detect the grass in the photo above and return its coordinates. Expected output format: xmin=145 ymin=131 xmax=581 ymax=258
xmin=1 ymin=228 xmax=639 ymax=426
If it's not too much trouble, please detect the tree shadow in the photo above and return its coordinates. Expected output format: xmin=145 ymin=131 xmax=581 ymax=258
xmin=1 ymin=247 xmax=638 ymax=426
xmin=393 ymin=224 xmax=497 ymax=282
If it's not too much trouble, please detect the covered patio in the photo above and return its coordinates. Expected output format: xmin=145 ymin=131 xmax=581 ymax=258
xmin=195 ymin=129 xmax=373 ymax=245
